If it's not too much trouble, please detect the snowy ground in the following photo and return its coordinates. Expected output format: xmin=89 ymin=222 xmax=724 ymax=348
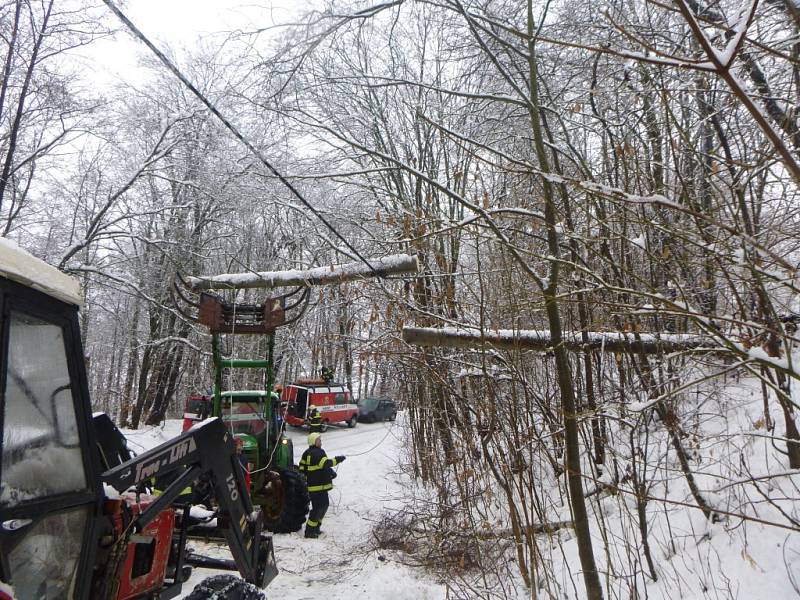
xmin=123 ymin=415 xmax=447 ymax=600
xmin=121 ymin=374 xmax=800 ymax=600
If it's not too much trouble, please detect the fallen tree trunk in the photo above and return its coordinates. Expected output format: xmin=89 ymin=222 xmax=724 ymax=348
xmin=402 ymin=326 xmax=717 ymax=354
xmin=187 ymin=253 xmax=419 ymax=291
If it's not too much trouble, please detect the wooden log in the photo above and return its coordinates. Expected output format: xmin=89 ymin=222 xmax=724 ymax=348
xmin=187 ymin=254 xmax=419 ymax=291
xmin=402 ymin=326 xmax=717 ymax=354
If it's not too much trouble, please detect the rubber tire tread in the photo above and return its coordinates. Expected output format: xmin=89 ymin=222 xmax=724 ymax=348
xmin=264 ymin=467 xmax=310 ymax=534
xmin=184 ymin=575 xmax=266 ymax=600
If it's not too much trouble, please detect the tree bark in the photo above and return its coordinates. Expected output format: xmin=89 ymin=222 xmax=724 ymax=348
xmin=526 ymin=3 xmax=603 ymax=595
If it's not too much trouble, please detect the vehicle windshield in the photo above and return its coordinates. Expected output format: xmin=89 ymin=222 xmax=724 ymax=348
xmin=360 ymin=397 xmax=381 ymax=410
xmin=186 ymin=397 xmax=207 ymax=414
xmin=2 ymin=311 xmax=87 ymax=506
xmin=222 ymin=398 xmax=266 ymax=435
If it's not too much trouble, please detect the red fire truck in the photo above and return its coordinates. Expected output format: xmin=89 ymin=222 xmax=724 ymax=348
xmin=282 ymin=378 xmax=359 ymax=430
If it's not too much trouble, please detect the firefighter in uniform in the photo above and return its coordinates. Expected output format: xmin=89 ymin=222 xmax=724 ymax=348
xmin=299 ymin=432 xmax=345 ymax=538
xmin=307 ymin=404 xmax=323 ymax=433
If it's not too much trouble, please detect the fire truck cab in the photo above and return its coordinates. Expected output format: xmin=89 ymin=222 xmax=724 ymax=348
xmin=282 ymin=379 xmax=358 ymax=430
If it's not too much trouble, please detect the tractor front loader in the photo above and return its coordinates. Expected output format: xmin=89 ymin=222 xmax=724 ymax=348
xmin=172 ymin=287 xmax=312 ymax=536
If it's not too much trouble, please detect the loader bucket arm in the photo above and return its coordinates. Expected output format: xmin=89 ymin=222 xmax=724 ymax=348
xmin=101 ymin=418 xmax=274 ymax=586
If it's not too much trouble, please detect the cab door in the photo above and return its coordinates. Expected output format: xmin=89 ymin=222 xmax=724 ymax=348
xmin=0 ymin=281 xmax=101 ymax=599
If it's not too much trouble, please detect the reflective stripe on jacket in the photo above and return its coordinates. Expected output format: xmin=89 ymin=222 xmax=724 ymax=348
xmin=307 ymin=410 xmax=322 ymax=427
xmin=298 ymin=446 xmax=341 ymax=492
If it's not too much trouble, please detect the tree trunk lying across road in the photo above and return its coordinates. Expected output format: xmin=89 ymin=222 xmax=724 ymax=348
xmin=186 ymin=253 xmax=419 ymax=291
xmin=402 ymin=326 xmax=717 ymax=354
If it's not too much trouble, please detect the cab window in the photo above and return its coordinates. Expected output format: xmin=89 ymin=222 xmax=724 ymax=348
xmin=1 ymin=311 xmax=87 ymax=505
xmin=187 ymin=397 xmax=209 ymax=416
xmin=223 ymin=398 xmax=265 ymax=435
xmin=6 ymin=506 xmax=89 ymax=598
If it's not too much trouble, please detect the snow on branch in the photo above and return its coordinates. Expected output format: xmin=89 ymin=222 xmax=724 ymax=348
xmin=187 ymin=254 xmax=420 ymax=291
xmin=402 ymin=326 xmax=717 ymax=354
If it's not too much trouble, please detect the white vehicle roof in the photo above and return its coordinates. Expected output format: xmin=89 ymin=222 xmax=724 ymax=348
xmin=0 ymin=238 xmax=82 ymax=307
xmin=289 ymin=384 xmax=348 ymax=394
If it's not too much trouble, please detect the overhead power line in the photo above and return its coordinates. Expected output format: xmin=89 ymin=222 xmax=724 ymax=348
xmin=101 ymin=0 xmax=379 ymax=277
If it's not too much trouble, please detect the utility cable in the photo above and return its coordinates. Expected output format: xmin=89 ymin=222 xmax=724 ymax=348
xmin=342 ymin=420 xmax=398 ymax=457
xmin=101 ymin=0 xmax=380 ymax=278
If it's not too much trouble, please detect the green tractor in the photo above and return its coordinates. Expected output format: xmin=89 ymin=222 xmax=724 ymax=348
xmin=215 ymin=389 xmax=308 ymax=534
xmin=177 ymin=288 xmax=312 ymax=534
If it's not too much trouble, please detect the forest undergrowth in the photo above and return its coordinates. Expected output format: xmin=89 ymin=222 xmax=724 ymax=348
xmin=381 ymin=357 xmax=800 ymax=599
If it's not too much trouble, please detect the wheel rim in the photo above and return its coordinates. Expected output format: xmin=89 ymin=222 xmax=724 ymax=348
xmin=261 ymin=469 xmax=310 ymax=534
xmin=258 ymin=470 xmax=284 ymax=521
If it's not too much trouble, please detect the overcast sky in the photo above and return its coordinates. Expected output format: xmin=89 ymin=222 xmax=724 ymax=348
xmin=79 ymin=1 xmax=298 ymax=87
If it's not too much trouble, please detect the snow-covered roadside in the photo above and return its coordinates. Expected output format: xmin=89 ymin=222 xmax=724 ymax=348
xmin=476 ymin=374 xmax=800 ymax=600
xmin=122 ymin=416 xmax=447 ymax=600
xmin=121 ymin=372 xmax=800 ymax=600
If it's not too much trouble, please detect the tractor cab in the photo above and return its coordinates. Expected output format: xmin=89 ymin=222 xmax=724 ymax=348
xmin=219 ymin=390 xmax=289 ymax=471
xmin=0 ymin=239 xmax=102 ymax=599
xmin=181 ymin=389 xmax=294 ymax=492
xmin=221 ymin=391 xmax=268 ymax=436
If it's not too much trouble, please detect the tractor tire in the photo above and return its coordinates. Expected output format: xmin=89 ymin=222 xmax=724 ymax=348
xmin=262 ymin=468 xmax=310 ymax=534
xmin=185 ymin=575 xmax=266 ymax=600
xmin=347 ymin=415 xmax=357 ymax=428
